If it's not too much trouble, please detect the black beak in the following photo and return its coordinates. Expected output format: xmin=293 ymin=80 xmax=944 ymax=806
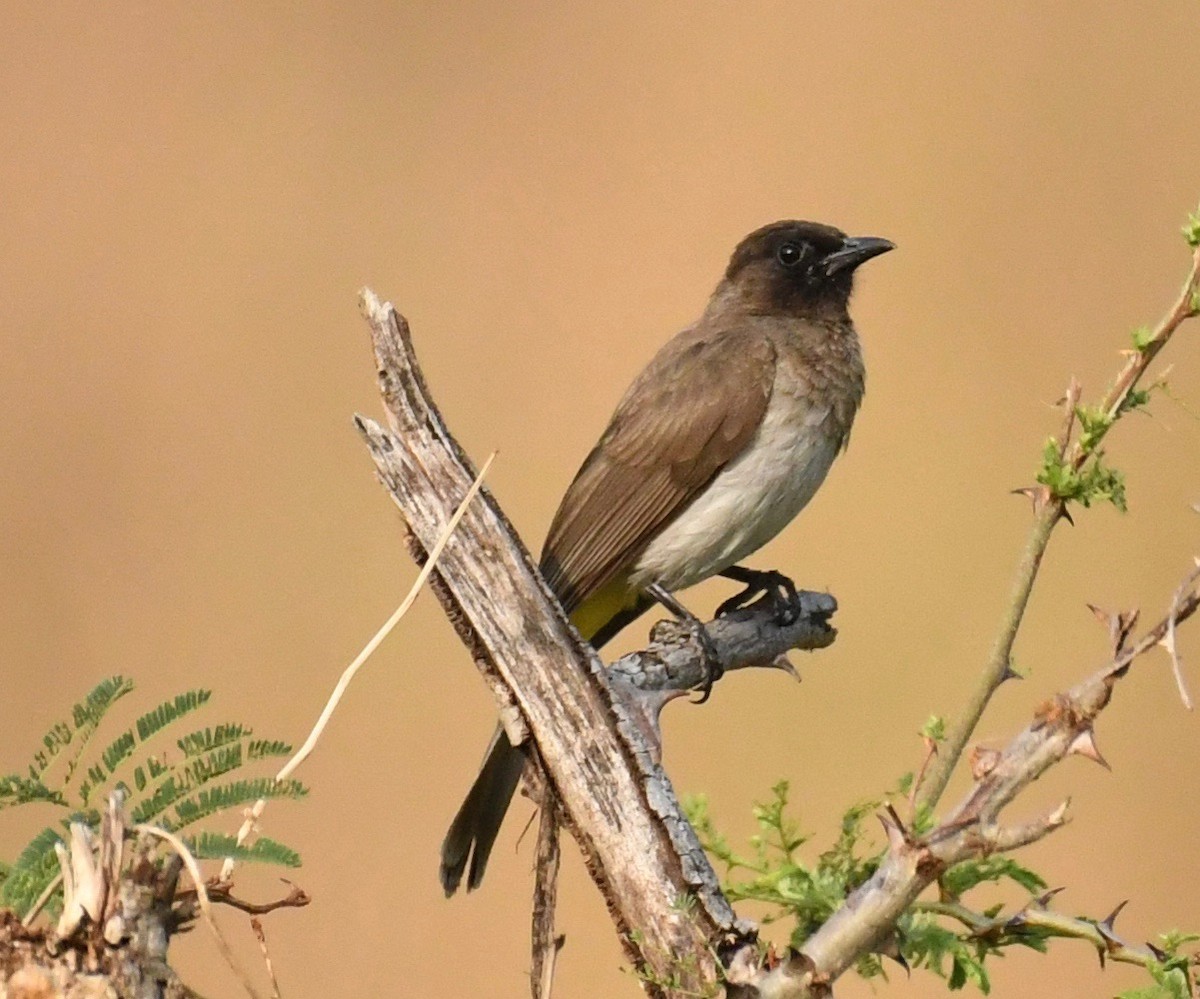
xmin=823 ymin=235 xmax=895 ymax=277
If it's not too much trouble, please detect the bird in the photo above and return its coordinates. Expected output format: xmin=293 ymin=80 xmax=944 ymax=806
xmin=439 ymin=220 xmax=893 ymax=895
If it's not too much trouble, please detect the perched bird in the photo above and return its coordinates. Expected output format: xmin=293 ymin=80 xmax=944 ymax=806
xmin=440 ymin=220 xmax=893 ymax=895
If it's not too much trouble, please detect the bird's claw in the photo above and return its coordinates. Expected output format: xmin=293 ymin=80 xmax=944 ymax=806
xmin=690 ymin=622 xmax=724 ymax=704
xmin=717 ymin=569 xmax=800 ymax=626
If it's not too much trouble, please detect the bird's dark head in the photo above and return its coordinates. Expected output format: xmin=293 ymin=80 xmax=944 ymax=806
xmin=721 ymin=220 xmax=894 ymax=317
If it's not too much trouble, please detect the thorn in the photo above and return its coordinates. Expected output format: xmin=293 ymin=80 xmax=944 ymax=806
xmin=969 ymin=745 xmax=1001 ymax=780
xmin=1060 ymin=506 xmax=1075 ymax=527
xmin=1011 ymin=886 xmax=1066 ymax=927
xmin=1011 ymin=486 xmax=1045 ymax=514
xmin=1032 ymin=886 xmax=1066 ymax=909
xmin=1146 ymin=941 xmax=1169 ymax=962
xmin=768 ymin=654 xmax=802 ymax=683
xmin=872 ymin=931 xmax=909 ymax=974
xmin=878 ymin=805 xmax=910 ymax=853
xmin=1067 ymin=728 xmax=1110 ymax=770
xmin=1047 ymin=798 xmax=1071 ymax=828
xmin=998 ymin=660 xmax=1023 ymax=684
xmin=1100 ymin=899 xmax=1129 ymax=935
xmin=1089 ymin=603 xmax=1142 ymax=659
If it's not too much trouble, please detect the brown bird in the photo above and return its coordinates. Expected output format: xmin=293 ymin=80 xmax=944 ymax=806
xmin=440 ymin=220 xmax=893 ymax=895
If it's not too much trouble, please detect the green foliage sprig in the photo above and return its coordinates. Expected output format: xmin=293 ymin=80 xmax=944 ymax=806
xmin=0 ymin=675 xmax=306 ymax=917
xmin=688 ymin=782 xmax=1198 ymax=995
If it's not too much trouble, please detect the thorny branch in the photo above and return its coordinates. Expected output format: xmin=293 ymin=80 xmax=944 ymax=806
xmin=732 ymin=563 xmax=1200 ymax=997
xmin=917 ymin=894 xmax=1200 ymax=977
xmin=918 ymin=240 xmax=1200 ymax=813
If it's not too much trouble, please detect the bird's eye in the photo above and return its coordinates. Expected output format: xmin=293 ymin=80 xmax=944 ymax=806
xmin=776 ymin=242 xmax=805 ymax=268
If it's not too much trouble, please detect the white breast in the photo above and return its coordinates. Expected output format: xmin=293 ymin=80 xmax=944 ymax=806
xmin=629 ymin=376 xmax=841 ymax=594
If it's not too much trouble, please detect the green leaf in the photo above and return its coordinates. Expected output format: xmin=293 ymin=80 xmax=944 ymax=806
xmin=940 ymin=856 xmax=1047 ymax=899
xmin=79 ymin=688 xmax=217 ymax=805
xmin=0 ymin=827 xmax=64 ymax=913
xmin=247 ymin=739 xmax=291 ymax=760
xmin=1118 ymin=388 xmax=1153 ymax=416
xmin=39 ymin=676 xmax=135 ymax=790
xmin=1157 ymin=929 xmax=1200 ymax=955
xmin=0 ymin=774 xmax=67 ymax=810
xmin=166 ymin=777 xmax=307 ymax=833
xmin=176 ymin=723 xmax=250 ymax=758
xmin=136 ymin=689 xmax=212 ymax=742
xmin=1037 ymin=441 xmax=1127 ymax=511
xmin=184 ymin=831 xmax=301 ymax=868
xmin=1131 ymin=325 xmax=1155 ymax=351
xmin=1182 ymin=204 xmax=1200 ymax=248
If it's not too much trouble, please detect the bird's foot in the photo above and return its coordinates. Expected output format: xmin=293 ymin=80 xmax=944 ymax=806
xmin=646 ymin=583 xmax=724 ymax=703
xmin=717 ymin=566 xmax=800 ymax=626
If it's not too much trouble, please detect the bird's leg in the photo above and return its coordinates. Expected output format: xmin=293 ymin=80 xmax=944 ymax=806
xmin=716 ymin=565 xmax=801 ymax=625
xmin=645 ymin=583 xmax=723 ymax=703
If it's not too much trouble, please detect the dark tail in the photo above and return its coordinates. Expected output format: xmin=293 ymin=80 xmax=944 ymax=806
xmin=439 ymin=591 xmax=653 ymax=894
xmin=439 ymin=726 xmax=526 ymax=896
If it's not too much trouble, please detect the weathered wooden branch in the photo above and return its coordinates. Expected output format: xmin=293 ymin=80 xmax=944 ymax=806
xmin=354 ymin=290 xmax=846 ymax=994
xmin=355 ymin=289 xmax=1199 ymax=998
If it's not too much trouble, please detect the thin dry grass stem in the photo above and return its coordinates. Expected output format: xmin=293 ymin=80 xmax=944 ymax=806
xmin=218 ymin=452 xmax=495 ymax=881
xmin=135 ymin=823 xmax=264 ymax=999
xmin=1161 ymin=561 xmax=1200 ymax=710
xmin=21 ymin=872 xmax=63 ymax=928
xmin=918 ymin=241 xmax=1200 ymax=813
xmin=250 ymin=916 xmax=283 ymax=999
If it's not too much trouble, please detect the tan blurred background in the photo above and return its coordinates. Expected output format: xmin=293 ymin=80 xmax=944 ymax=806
xmin=2 ymin=4 xmax=1198 ymax=997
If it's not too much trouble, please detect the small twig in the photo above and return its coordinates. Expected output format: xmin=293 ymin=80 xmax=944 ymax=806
xmin=250 ymin=916 xmax=283 ymax=999
xmin=218 ymin=452 xmax=495 ymax=881
xmin=908 ymin=731 xmax=939 ymax=815
xmin=183 ymin=879 xmax=311 ymax=916
xmin=136 ymin=823 xmax=264 ymax=999
xmin=919 ymin=240 xmax=1200 ymax=812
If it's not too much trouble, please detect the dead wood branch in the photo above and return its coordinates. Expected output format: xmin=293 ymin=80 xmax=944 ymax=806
xmin=354 ymin=290 xmax=843 ymax=995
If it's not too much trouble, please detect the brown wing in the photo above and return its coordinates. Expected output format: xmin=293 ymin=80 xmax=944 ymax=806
xmin=539 ymin=326 xmax=776 ymax=613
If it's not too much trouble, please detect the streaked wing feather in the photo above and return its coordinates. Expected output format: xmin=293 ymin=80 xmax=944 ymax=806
xmin=540 ymin=328 xmax=776 ymax=611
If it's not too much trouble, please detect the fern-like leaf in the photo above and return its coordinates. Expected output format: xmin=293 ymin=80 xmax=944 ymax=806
xmin=247 ymin=739 xmax=291 ymax=761
xmin=129 ymin=743 xmax=253 ymax=823
xmin=79 ymin=688 xmax=215 ymax=805
xmin=185 ymin=831 xmax=302 ymax=868
xmin=0 ymin=827 xmax=64 ymax=913
xmin=166 ymin=778 xmax=307 ymax=832
xmin=37 ymin=675 xmax=134 ymax=790
xmin=0 ymin=775 xmax=67 ymax=810
xmin=136 ymin=689 xmax=212 ymax=742
xmin=176 ymin=723 xmax=250 ymax=758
